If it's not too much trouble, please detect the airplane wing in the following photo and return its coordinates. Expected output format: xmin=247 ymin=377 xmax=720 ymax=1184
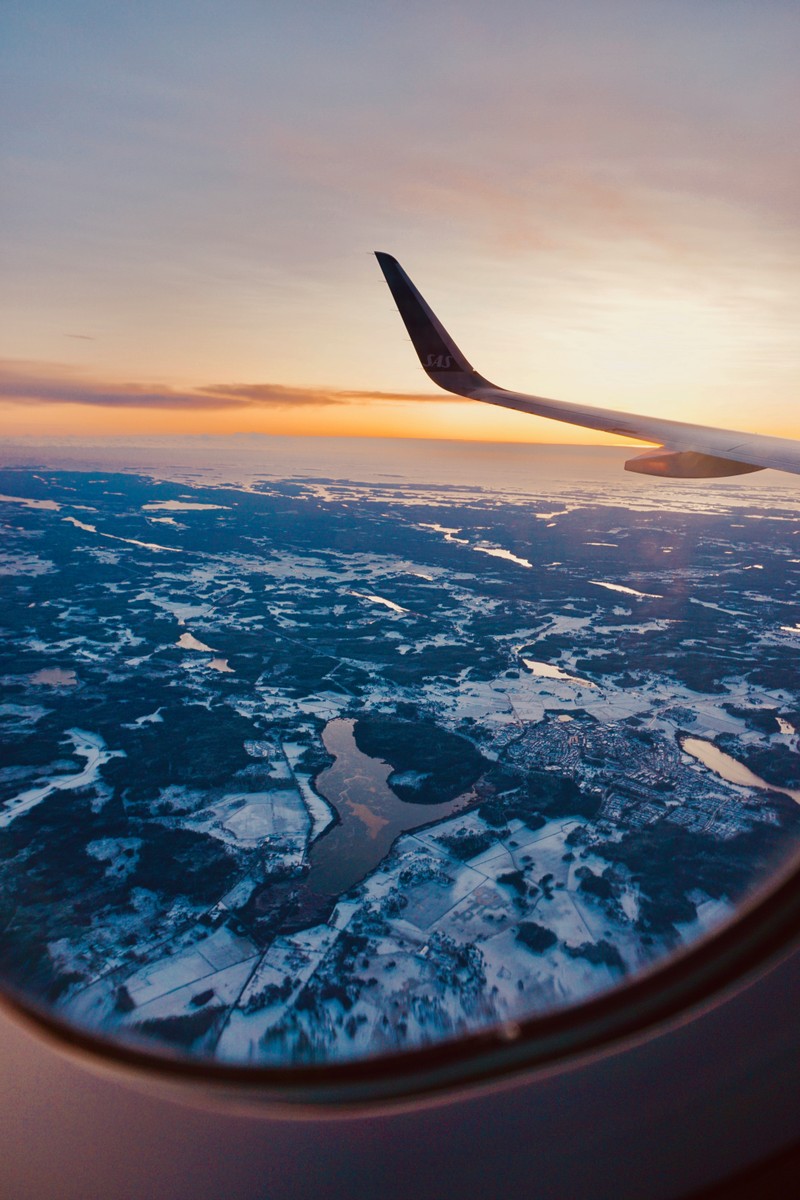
xmin=375 ymin=251 xmax=800 ymax=479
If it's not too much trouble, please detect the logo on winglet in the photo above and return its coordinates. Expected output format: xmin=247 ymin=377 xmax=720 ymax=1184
xmin=425 ymin=354 xmax=453 ymax=369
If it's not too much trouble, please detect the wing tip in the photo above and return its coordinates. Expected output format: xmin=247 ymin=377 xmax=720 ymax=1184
xmin=373 ymin=252 xmax=485 ymax=391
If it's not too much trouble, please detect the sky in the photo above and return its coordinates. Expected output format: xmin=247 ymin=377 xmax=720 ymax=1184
xmin=1 ymin=0 xmax=799 ymax=444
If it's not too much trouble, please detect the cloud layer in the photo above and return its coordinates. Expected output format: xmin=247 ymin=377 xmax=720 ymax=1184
xmin=0 ymin=362 xmax=446 ymax=411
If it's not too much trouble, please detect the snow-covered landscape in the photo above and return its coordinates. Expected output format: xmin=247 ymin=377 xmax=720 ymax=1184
xmin=1 ymin=451 xmax=799 ymax=1065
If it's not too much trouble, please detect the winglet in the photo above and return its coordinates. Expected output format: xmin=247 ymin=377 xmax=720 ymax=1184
xmin=374 ymin=254 xmax=800 ymax=478
xmin=374 ymin=252 xmax=492 ymax=396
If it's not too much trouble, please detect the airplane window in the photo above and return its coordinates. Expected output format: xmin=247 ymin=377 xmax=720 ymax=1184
xmin=2 ymin=439 xmax=799 ymax=1098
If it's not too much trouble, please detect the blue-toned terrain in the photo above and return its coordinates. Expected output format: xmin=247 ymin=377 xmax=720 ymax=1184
xmin=1 ymin=450 xmax=799 ymax=1064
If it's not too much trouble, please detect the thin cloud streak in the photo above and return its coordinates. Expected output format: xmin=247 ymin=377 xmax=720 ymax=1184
xmin=0 ymin=362 xmax=447 ymax=411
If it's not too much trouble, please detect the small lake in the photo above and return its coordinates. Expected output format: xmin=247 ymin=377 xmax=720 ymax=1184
xmin=28 ymin=668 xmax=77 ymax=687
xmin=475 ymin=546 xmax=532 ymax=569
xmin=589 ymin=579 xmax=662 ymax=599
xmin=305 ymin=717 xmax=472 ymax=896
xmin=682 ymin=736 xmax=800 ymax=805
xmin=521 ymin=657 xmax=597 ymax=688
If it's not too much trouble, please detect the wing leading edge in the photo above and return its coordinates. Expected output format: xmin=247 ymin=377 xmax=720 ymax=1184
xmin=375 ymin=251 xmax=800 ymax=479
